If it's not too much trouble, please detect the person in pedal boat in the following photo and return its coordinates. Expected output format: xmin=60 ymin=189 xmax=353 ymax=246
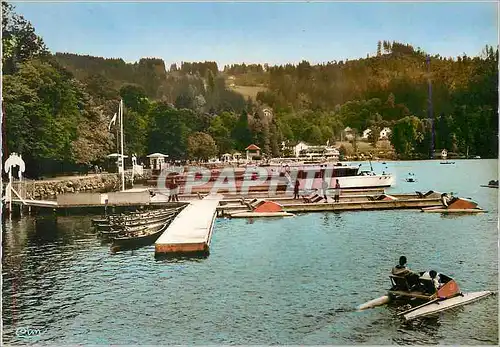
xmin=392 ymin=256 xmax=412 ymax=276
xmin=420 ymin=270 xmax=441 ymax=289
xmin=392 ymin=256 xmax=420 ymax=288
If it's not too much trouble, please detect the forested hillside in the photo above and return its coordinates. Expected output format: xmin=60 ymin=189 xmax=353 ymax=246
xmin=2 ymin=1 xmax=498 ymax=177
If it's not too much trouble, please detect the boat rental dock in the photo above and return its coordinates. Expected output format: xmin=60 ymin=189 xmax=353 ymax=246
xmin=154 ymin=194 xmax=222 ymax=257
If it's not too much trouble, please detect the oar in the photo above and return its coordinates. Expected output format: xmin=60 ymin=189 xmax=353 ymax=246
xmin=397 ymin=297 xmax=440 ymax=316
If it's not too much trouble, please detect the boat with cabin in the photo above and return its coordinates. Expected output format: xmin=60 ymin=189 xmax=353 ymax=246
xmin=264 ymin=162 xmax=395 ymax=190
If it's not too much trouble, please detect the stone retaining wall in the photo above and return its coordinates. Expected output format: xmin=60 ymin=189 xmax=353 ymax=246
xmin=20 ymin=172 xmax=146 ymax=200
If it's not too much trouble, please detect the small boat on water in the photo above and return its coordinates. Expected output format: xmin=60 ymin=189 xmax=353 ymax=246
xmin=358 ymin=271 xmax=494 ymax=321
xmin=94 ymin=207 xmax=183 ymax=231
xmin=110 ymin=218 xmax=174 ymax=250
xmin=440 ymin=160 xmax=455 ymax=165
xmin=405 ymin=173 xmax=417 ymax=183
xmin=98 ymin=218 xmax=173 ymax=239
xmin=95 ymin=212 xmax=177 ymax=231
xmin=480 ymin=180 xmax=499 ymax=189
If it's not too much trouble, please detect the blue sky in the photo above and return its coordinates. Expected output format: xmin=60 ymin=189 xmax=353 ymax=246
xmin=14 ymin=1 xmax=499 ymax=68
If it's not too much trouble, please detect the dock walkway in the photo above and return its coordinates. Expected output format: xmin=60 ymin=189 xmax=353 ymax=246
xmin=155 ymin=194 xmax=222 ymax=256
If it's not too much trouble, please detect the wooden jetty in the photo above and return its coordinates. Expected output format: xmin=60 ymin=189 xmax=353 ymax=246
xmin=216 ymin=194 xmax=443 ymax=217
xmin=155 ymin=194 xmax=222 ymax=257
xmin=282 ymin=198 xmax=442 ymax=213
xmin=9 ymin=190 xmax=186 ymax=215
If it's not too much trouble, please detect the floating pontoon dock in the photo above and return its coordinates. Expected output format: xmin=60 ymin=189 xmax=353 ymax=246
xmin=154 ymin=194 xmax=222 ymax=257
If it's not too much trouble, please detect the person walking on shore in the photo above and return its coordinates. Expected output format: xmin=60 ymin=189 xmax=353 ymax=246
xmin=334 ymin=179 xmax=341 ymax=203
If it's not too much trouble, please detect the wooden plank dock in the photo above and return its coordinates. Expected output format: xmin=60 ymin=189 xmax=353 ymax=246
xmin=216 ymin=195 xmax=444 ymax=216
xmin=155 ymin=194 xmax=222 ymax=257
xmin=282 ymin=198 xmax=442 ymax=213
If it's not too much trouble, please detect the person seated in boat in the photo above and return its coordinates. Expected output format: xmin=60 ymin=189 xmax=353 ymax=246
xmin=420 ymin=270 xmax=441 ymax=290
xmin=392 ymin=256 xmax=411 ymax=276
xmin=441 ymin=193 xmax=451 ymax=207
xmin=391 ymin=256 xmax=420 ymax=289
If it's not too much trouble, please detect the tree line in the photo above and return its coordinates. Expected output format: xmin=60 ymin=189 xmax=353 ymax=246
xmin=2 ymin=1 xmax=498 ymax=178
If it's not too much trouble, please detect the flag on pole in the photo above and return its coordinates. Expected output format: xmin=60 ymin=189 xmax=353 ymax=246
xmin=108 ymin=113 xmax=117 ymax=131
xmin=326 ymin=139 xmax=330 ymax=146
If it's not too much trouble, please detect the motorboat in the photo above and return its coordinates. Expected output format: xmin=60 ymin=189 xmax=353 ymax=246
xmin=156 ymin=162 xmax=395 ymax=193
xmin=405 ymin=173 xmax=417 ymax=183
xmin=358 ymin=271 xmax=494 ymax=321
xmin=480 ymin=180 xmax=498 ymax=189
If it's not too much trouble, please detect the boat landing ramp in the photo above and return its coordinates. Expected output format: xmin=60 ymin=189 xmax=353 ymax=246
xmin=155 ymin=194 xmax=222 ymax=257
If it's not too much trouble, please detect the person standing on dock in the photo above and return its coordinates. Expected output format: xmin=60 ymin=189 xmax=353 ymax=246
xmin=321 ymin=177 xmax=329 ymax=202
xmin=294 ymin=179 xmax=300 ymax=199
xmin=171 ymin=176 xmax=179 ymax=202
xmin=334 ymin=179 xmax=341 ymax=202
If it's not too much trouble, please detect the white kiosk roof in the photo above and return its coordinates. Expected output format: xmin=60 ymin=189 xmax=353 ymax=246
xmin=147 ymin=153 xmax=169 ymax=158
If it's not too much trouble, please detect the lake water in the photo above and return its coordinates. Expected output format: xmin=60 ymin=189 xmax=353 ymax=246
xmin=2 ymin=160 xmax=498 ymax=345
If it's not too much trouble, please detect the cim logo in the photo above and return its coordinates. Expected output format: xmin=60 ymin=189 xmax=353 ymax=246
xmin=15 ymin=326 xmax=44 ymax=339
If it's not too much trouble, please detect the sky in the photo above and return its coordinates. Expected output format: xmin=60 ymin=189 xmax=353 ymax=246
xmin=13 ymin=1 xmax=499 ymax=68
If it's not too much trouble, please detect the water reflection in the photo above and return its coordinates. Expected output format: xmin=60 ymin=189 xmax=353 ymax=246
xmin=1 ymin=160 xmax=498 ymax=345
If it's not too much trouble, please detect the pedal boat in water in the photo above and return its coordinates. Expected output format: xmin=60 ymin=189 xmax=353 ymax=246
xmin=357 ymin=272 xmax=493 ymax=321
xmin=421 ymin=195 xmax=486 ymax=214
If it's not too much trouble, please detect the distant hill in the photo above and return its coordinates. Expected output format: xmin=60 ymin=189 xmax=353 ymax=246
xmin=54 ymin=53 xmax=168 ymax=99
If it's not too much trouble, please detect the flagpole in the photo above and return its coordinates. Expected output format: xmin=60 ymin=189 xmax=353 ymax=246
xmin=120 ymin=99 xmax=125 ymax=191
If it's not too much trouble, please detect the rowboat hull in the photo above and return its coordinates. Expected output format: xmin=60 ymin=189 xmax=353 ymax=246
xmin=111 ymin=223 xmax=168 ymax=250
xmin=96 ymin=213 xmax=176 ymax=231
xmin=403 ymin=291 xmax=493 ymax=321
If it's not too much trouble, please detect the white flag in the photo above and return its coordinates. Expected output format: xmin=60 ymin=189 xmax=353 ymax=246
xmin=326 ymin=139 xmax=330 ymax=146
xmin=108 ymin=113 xmax=117 ymax=131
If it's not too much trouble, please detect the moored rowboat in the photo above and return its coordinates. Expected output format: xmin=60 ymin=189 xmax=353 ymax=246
xmin=111 ymin=218 xmax=174 ymax=250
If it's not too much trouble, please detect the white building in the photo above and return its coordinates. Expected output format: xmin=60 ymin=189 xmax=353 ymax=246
xmin=292 ymin=141 xmax=340 ymax=160
xmin=343 ymin=127 xmax=354 ymax=141
xmin=362 ymin=129 xmax=372 ymax=139
xmin=379 ymin=127 xmax=392 ymax=139
xmin=293 ymin=141 xmax=310 ymax=157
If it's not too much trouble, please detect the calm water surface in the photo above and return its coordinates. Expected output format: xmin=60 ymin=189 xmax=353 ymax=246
xmin=2 ymin=160 xmax=498 ymax=345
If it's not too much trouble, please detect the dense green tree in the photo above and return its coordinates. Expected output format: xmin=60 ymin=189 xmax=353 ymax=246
xmin=147 ymin=103 xmax=189 ymax=159
xmin=187 ymin=132 xmax=217 ymax=160
xmin=2 ymin=1 xmax=48 ymax=75
xmin=367 ymin=125 xmax=380 ymax=146
xmin=232 ymin=111 xmax=253 ymax=150
xmin=208 ymin=116 xmax=233 ymax=155
xmin=390 ymin=116 xmax=422 ymax=158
